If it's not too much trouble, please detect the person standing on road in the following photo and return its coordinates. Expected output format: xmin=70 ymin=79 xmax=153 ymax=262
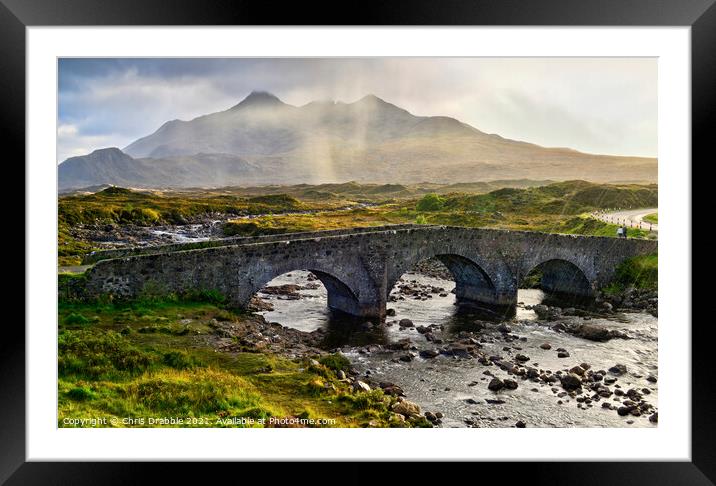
xmin=623 ymin=225 xmax=628 ymax=239
xmin=617 ymin=226 xmax=623 ymax=238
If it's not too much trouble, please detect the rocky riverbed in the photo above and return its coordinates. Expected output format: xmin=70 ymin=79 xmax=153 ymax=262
xmin=69 ymin=204 xmax=374 ymax=250
xmin=250 ymin=263 xmax=658 ymax=428
xmin=68 ymin=214 xmax=230 ymax=249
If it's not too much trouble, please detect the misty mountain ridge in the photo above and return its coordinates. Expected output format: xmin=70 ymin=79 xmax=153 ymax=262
xmin=59 ymin=91 xmax=657 ymax=190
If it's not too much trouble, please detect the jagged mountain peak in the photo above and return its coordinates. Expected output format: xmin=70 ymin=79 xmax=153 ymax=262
xmin=352 ymin=94 xmax=404 ymax=110
xmin=355 ymin=93 xmax=384 ymax=103
xmin=89 ymin=146 xmax=125 ymax=156
xmin=61 ymin=93 xmax=656 ymax=190
xmin=231 ymin=90 xmax=285 ymax=109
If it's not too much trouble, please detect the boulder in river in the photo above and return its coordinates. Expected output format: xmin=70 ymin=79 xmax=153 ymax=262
xmin=392 ymin=399 xmax=421 ymax=418
xmin=617 ymin=406 xmax=630 ymax=416
xmin=488 ymin=378 xmax=505 ymax=391
xmin=569 ymin=365 xmax=586 ymax=376
xmin=247 ymin=296 xmax=274 ymax=312
xmin=387 ymin=338 xmax=412 ymax=351
xmin=533 ymin=304 xmax=563 ymax=320
xmin=398 ymin=319 xmax=415 ymax=328
xmin=569 ymin=323 xmax=628 ymax=342
xmin=353 ymin=380 xmax=372 ymax=392
xmin=379 ymin=382 xmax=405 ymax=397
xmin=503 ymin=379 xmax=519 ymax=390
xmin=560 ymin=373 xmax=583 ymax=391
xmin=609 ymin=364 xmax=628 ymax=376
xmin=260 ymin=284 xmax=303 ymax=296
xmin=442 ymin=345 xmax=475 ymax=358
xmin=425 ymin=411 xmax=439 ymax=423
xmin=485 ymin=399 xmax=506 ymax=405
xmin=419 ymin=349 xmax=440 ymax=359
xmin=497 ymin=323 xmax=512 ymax=334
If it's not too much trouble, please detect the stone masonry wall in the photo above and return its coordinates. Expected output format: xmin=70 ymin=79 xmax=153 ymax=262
xmin=84 ymin=226 xmax=657 ymax=318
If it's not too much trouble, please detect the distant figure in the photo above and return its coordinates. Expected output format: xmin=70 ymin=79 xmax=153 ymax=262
xmin=623 ymin=225 xmax=628 ymax=239
xmin=616 ymin=227 xmax=624 ymax=238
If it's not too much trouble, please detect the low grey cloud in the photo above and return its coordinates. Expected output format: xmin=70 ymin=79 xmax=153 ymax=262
xmin=57 ymin=58 xmax=657 ymax=163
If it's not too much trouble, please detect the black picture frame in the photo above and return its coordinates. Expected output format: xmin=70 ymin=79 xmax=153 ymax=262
xmin=6 ymin=0 xmax=709 ymax=482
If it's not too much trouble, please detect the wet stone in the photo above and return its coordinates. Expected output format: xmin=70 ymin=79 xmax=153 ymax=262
xmin=488 ymin=378 xmax=505 ymax=392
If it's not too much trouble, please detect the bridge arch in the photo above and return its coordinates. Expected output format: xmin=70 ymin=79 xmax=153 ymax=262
xmin=241 ymin=260 xmax=372 ymax=316
xmin=521 ymin=257 xmax=594 ymax=297
xmin=387 ymin=248 xmax=517 ymax=308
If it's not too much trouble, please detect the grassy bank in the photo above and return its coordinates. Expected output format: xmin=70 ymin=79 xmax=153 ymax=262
xmin=59 ymin=187 xmax=332 ymax=227
xmin=59 ymin=222 xmax=95 ymax=266
xmin=603 ymin=253 xmax=658 ymax=294
xmin=223 ymin=186 xmax=656 ymax=240
xmin=58 ymin=187 xmax=347 ymax=265
xmin=643 ymin=212 xmax=658 ymax=224
xmin=60 ymin=180 xmax=658 ymax=265
xmin=58 ymin=297 xmax=426 ymax=428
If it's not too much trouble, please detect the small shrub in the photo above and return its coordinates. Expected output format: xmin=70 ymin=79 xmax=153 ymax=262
xmin=611 ymin=253 xmax=658 ymax=291
xmin=63 ymin=313 xmax=90 ymax=326
xmin=58 ymin=272 xmax=89 ymax=301
xmin=338 ymin=389 xmax=388 ymax=411
xmin=139 ymin=208 xmax=161 ymax=224
xmin=317 ymin=353 xmax=351 ymax=373
xmin=162 ymin=351 xmax=202 ymax=370
xmin=408 ymin=416 xmax=434 ymax=428
xmin=126 ymin=369 xmax=264 ymax=416
xmin=242 ymin=407 xmax=272 ymax=420
xmin=67 ymin=386 xmax=96 ymax=401
xmin=416 ymin=193 xmax=445 ymax=212
xmin=58 ymin=330 xmax=155 ymax=379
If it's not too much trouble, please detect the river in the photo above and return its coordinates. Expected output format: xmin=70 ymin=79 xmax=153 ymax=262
xmin=256 ymin=270 xmax=658 ymax=428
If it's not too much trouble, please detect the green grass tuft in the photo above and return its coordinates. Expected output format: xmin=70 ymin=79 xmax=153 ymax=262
xmin=58 ymin=330 xmax=155 ymax=379
xmin=163 ymin=350 xmax=203 ymax=370
xmin=643 ymin=212 xmax=658 ymax=224
xmin=318 ymin=353 xmax=351 ymax=373
xmin=64 ymin=313 xmax=91 ymax=327
xmin=416 ymin=193 xmax=446 ymax=212
xmin=67 ymin=386 xmax=97 ymax=401
xmin=605 ymin=253 xmax=658 ymax=293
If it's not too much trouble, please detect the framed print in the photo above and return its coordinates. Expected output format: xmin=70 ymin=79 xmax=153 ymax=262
xmin=6 ymin=0 xmax=711 ymax=481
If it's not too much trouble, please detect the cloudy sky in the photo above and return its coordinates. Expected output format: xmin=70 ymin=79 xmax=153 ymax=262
xmin=57 ymin=57 xmax=657 ymax=163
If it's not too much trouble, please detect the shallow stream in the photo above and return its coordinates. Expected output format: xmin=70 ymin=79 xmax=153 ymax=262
xmin=257 ymin=270 xmax=658 ymax=428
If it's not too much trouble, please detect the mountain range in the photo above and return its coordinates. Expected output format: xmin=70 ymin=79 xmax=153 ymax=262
xmin=58 ymin=91 xmax=657 ymax=190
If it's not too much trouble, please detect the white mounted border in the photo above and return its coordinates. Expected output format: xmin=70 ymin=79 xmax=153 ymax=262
xmin=26 ymin=26 xmax=690 ymax=461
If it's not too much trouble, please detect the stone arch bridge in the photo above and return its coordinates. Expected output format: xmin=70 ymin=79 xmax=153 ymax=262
xmin=83 ymin=224 xmax=657 ymax=319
